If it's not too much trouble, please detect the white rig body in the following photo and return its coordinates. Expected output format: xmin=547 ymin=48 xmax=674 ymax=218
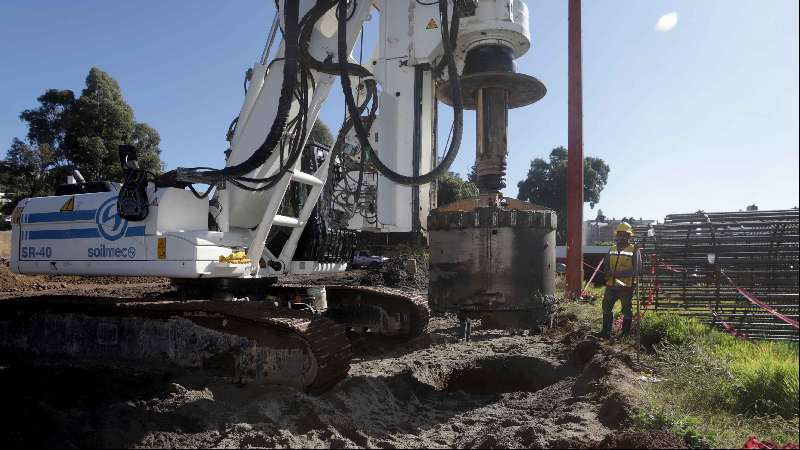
xmin=12 ymin=188 xmax=250 ymax=278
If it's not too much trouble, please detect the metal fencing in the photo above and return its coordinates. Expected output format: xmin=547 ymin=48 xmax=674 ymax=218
xmin=634 ymin=209 xmax=799 ymax=341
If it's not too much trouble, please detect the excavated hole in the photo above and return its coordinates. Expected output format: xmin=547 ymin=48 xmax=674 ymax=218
xmin=422 ymin=356 xmax=568 ymax=395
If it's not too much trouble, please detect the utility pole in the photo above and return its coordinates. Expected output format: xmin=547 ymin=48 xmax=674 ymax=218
xmin=567 ymin=0 xmax=584 ymax=298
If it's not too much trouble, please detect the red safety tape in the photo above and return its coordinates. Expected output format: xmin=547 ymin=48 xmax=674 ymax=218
xmin=708 ymin=305 xmax=748 ymax=340
xmin=639 ymin=254 xmax=790 ymax=338
xmin=721 ymin=271 xmax=799 ymax=330
xmin=583 ymin=259 xmax=604 ymax=292
xmin=660 ymin=262 xmax=683 ymax=273
xmin=743 ymin=435 xmax=800 ymax=449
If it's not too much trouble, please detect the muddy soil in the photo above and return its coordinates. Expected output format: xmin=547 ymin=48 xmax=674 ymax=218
xmin=1 ymin=262 xmax=662 ymax=449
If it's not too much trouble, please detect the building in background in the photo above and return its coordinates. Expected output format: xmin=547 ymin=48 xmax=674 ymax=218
xmin=556 ymin=218 xmax=656 ymax=283
xmin=584 ymin=218 xmax=656 ymax=245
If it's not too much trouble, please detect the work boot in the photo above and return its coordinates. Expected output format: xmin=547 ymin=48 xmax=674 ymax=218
xmin=622 ymin=318 xmax=632 ymax=336
xmin=592 ymin=331 xmax=611 ymax=339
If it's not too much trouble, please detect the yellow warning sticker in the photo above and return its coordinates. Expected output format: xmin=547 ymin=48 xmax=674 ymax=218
xmin=426 ymin=18 xmax=438 ymax=29
xmin=157 ymin=237 xmax=167 ymax=260
xmin=60 ymin=197 xmax=75 ymax=212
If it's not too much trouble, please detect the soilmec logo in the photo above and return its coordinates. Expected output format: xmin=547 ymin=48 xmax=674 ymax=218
xmin=95 ymin=197 xmax=128 ymax=241
xmin=88 ymin=244 xmax=136 ymax=259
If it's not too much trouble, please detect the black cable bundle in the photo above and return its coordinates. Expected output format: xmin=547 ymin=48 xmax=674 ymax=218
xmin=157 ymin=0 xmax=302 ymax=190
xmin=337 ymin=0 xmax=464 ymax=186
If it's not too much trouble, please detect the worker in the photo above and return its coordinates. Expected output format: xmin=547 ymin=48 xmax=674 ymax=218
xmin=597 ymin=222 xmax=641 ymax=339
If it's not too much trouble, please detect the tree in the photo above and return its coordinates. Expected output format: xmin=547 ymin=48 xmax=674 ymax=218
xmin=2 ymin=67 xmax=163 ymax=204
xmin=595 ymin=209 xmax=606 ymax=221
xmin=308 ymin=121 xmax=334 ymax=147
xmin=437 ymin=172 xmax=479 ymax=207
xmin=0 ymin=139 xmax=55 ymax=213
xmin=467 ymin=162 xmax=478 ymax=184
xmin=517 ymin=146 xmax=610 ymax=243
xmin=746 ymin=204 xmax=758 ymax=211
xmin=62 ymin=68 xmax=162 ymax=180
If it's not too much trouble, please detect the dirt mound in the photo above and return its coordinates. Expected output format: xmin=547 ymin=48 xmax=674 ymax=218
xmin=361 ymin=257 xmax=428 ymax=291
xmin=0 ymin=260 xmax=651 ymax=448
xmin=0 ymin=309 xmax=643 ymax=448
xmin=0 ymin=259 xmax=43 ymax=292
xmin=596 ymin=430 xmax=688 ymax=449
xmin=1 ymin=259 xmax=168 ymax=294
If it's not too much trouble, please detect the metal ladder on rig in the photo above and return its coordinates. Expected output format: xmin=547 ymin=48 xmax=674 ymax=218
xmin=244 ymin=144 xmax=333 ymax=276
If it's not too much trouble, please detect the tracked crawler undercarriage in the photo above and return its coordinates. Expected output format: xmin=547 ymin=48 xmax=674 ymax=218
xmin=0 ymin=284 xmax=429 ymax=394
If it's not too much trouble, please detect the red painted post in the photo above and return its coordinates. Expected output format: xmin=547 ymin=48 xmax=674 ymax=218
xmin=567 ymin=0 xmax=584 ymax=298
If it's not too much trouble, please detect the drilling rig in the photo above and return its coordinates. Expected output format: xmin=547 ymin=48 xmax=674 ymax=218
xmin=2 ymin=0 xmax=554 ymax=392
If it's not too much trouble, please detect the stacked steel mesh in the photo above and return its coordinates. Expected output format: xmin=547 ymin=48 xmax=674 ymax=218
xmin=635 ymin=209 xmax=799 ymax=341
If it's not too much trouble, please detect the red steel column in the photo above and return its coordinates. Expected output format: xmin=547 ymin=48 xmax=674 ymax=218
xmin=567 ymin=0 xmax=584 ymax=298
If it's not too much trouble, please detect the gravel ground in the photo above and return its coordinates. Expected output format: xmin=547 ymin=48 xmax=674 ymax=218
xmin=1 ymin=262 xmax=664 ymax=449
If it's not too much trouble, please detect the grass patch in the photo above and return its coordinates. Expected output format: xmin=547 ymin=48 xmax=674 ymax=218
xmin=637 ymin=312 xmax=799 ymax=448
xmin=559 ymin=297 xmax=799 ymax=447
xmin=557 ymin=281 xmax=622 ymax=331
xmin=630 ymin=409 xmax=712 ymax=449
xmin=640 ymin=312 xmax=709 ymax=348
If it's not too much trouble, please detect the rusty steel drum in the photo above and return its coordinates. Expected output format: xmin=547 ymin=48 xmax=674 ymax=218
xmin=428 ymin=201 xmax=557 ymax=329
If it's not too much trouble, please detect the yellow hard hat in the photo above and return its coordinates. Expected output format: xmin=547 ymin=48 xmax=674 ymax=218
xmin=615 ymin=222 xmax=634 ymax=236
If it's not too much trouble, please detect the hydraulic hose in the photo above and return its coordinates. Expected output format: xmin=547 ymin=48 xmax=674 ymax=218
xmin=299 ymin=0 xmax=372 ymax=79
xmin=337 ymin=0 xmax=464 ymax=186
xmin=229 ymin=66 xmax=312 ymax=190
xmin=159 ymin=0 xmax=301 ymax=186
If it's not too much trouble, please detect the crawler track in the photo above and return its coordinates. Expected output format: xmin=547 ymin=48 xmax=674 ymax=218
xmin=172 ymin=279 xmax=431 ymax=339
xmin=324 ymin=285 xmax=430 ymax=338
xmin=0 ymin=296 xmax=351 ymax=394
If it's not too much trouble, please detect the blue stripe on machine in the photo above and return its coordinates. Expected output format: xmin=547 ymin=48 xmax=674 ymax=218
xmin=125 ymin=226 xmax=146 ymax=237
xmin=27 ymin=226 xmax=146 ymax=240
xmin=29 ymin=228 xmax=100 ymax=239
xmin=25 ymin=210 xmax=97 ymax=223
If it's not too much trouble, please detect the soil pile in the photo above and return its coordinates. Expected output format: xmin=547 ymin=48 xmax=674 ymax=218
xmin=595 ymin=431 xmax=688 ymax=449
xmin=0 ymin=258 xmax=42 ymax=292
xmin=1 ymin=258 xmax=169 ymax=295
xmin=0 ymin=307 xmax=658 ymax=448
xmin=0 ymin=263 xmax=687 ymax=449
xmin=361 ymin=257 xmax=429 ymax=292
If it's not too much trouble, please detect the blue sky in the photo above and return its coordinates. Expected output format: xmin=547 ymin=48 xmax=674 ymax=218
xmin=1 ymin=1 xmax=797 ymax=221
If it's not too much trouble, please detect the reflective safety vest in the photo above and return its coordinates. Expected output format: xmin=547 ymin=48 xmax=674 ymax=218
xmin=606 ymin=243 xmax=637 ymax=288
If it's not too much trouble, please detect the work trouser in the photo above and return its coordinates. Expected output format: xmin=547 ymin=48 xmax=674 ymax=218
xmin=601 ymin=287 xmax=634 ymax=335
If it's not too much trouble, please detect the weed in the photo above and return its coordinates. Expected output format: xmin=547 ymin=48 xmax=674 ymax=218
xmin=639 ymin=313 xmax=709 ymax=349
xmin=630 ymin=408 xmax=712 ymax=448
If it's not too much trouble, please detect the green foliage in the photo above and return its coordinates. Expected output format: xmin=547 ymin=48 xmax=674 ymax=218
xmin=1 ymin=139 xmax=58 ymax=208
xmin=467 ymin=162 xmax=478 ymax=183
xmin=558 ymin=302 xmax=799 ymax=447
xmin=2 ymin=67 xmax=163 ymax=206
xmin=308 ymin=121 xmax=334 ymax=147
xmin=715 ymin=338 xmax=799 ymax=418
xmin=642 ymin=340 xmax=799 ymax=446
xmin=630 ymin=409 xmax=712 ymax=449
xmin=595 ymin=208 xmax=606 ymax=221
xmin=641 ymin=312 xmax=799 ymax=418
xmin=516 ymin=147 xmax=610 ymax=243
xmin=436 ymin=172 xmax=479 ymax=207
xmin=639 ymin=313 xmax=709 ymax=349
xmin=636 ymin=312 xmax=799 ymax=448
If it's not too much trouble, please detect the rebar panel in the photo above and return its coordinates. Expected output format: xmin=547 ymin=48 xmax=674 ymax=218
xmin=635 ymin=209 xmax=799 ymax=341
